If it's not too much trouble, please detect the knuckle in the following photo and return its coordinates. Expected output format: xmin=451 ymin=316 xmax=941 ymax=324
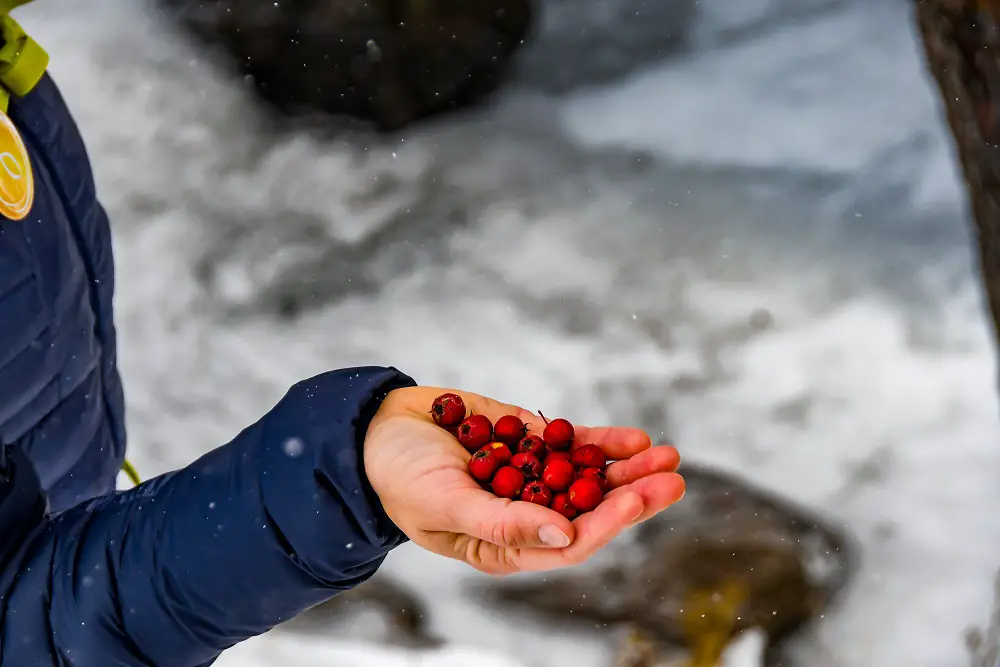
xmin=499 ymin=550 xmax=520 ymax=574
xmin=493 ymin=522 xmax=509 ymax=547
xmin=474 ymin=500 xmax=514 ymax=545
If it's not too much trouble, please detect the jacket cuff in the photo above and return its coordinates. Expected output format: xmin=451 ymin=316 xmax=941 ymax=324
xmin=259 ymin=366 xmax=416 ymax=584
xmin=350 ymin=369 xmax=417 ymax=549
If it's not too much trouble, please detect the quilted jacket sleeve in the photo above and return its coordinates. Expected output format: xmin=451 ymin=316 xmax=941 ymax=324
xmin=0 ymin=366 xmax=416 ymax=667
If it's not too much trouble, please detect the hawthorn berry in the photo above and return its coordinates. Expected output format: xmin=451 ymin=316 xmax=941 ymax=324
xmin=571 ymin=444 xmax=607 ymax=470
xmin=568 ymin=478 xmax=604 ymax=512
xmin=457 ymin=414 xmax=493 ymax=452
xmin=510 ymin=452 xmax=543 ymax=480
xmin=516 ymin=435 xmax=546 ymax=459
xmin=494 ymin=415 xmax=528 ymax=446
xmin=545 ymin=450 xmax=571 ymax=463
xmin=578 ymin=467 xmax=610 ymax=493
xmin=541 ymin=459 xmax=576 ymax=492
xmin=491 ymin=466 xmax=525 ymax=499
xmin=541 ymin=416 xmax=574 ymax=451
xmin=431 ymin=393 xmax=466 ymax=427
xmin=550 ymin=493 xmax=577 ymax=519
xmin=468 ymin=449 xmax=500 ymax=483
xmin=483 ymin=441 xmax=513 ymax=465
xmin=520 ymin=481 xmax=553 ymax=507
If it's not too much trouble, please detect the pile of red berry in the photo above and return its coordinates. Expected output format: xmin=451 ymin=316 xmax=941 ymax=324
xmin=430 ymin=393 xmax=611 ymax=519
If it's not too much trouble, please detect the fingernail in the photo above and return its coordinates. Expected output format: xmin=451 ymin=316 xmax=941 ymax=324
xmin=539 ymin=524 xmax=571 ymax=548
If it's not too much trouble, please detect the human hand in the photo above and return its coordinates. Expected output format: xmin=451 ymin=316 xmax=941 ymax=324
xmin=364 ymin=386 xmax=685 ymax=575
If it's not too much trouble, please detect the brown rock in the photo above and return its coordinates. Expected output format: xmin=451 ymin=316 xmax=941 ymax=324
xmin=481 ymin=461 xmax=858 ymax=665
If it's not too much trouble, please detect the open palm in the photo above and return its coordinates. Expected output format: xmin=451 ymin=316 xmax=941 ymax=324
xmin=364 ymin=386 xmax=685 ymax=575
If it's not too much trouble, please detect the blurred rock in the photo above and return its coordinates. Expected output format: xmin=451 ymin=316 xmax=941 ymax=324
xmin=279 ymin=576 xmax=442 ymax=648
xmin=966 ymin=572 xmax=1000 ymax=667
xmin=479 ymin=461 xmax=858 ymax=666
xmin=156 ymin=0 xmax=533 ymax=130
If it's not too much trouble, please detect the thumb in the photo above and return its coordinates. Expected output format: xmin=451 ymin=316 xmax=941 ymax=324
xmin=451 ymin=491 xmax=576 ymax=550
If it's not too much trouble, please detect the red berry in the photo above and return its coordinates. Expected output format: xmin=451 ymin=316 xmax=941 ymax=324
xmin=520 ymin=481 xmax=552 ymax=507
xmin=457 ymin=414 xmax=493 ymax=452
xmin=516 ymin=435 xmax=546 ymax=459
xmin=571 ymin=444 xmax=607 ymax=470
xmin=550 ymin=493 xmax=577 ymax=519
xmin=546 ymin=449 xmax=571 ymax=463
xmin=510 ymin=452 xmax=543 ymax=480
xmin=494 ymin=415 xmax=528 ymax=446
xmin=578 ymin=467 xmax=610 ymax=493
xmin=541 ymin=459 xmax=576 ymax=492
xmin=483 ymin=441 xmax=513 ymax=465
xmin=431 ymin=393 xmax=466 ymax=427
xmin=568 ymin=478 xmax=604 ymax=512
xmin=492 ymin=466 xmax=525 ymax=499
xmin=468 ymin=449 xmax=500 ymax=483
xmin=542 ymin=418 xmax=574 ymax=451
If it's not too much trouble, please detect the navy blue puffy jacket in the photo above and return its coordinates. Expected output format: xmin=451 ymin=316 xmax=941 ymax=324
xmin=0 ymin=74 xmax=415 ymax=665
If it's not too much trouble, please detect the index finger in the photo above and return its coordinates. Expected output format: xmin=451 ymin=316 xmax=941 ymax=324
xmin=460 ymin=395 xmax=651 ymax=458
xmin=436 ymin=390 xmax=652 ymax=466
xmin=457 ymin=393 xmax=543 ymax=433
xmin=572 ymin=425 xmax=652 ymax=460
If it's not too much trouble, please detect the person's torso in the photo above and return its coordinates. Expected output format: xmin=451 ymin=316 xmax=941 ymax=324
xmin=0 ymin=73 xmax=126 ymax=513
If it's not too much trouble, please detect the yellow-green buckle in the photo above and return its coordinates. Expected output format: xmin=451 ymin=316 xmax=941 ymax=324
xmin=0 ymin=14 xmax=48 ymax=113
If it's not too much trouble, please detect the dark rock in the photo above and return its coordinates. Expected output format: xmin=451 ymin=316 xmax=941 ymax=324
xmin=156 ymin=0 xmax=533 ymax=130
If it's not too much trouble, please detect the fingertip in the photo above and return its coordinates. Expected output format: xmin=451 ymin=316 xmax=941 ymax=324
xmin=670 ymin=471 xmax=686 ymax=502
xmin=643 ymin=471 xmax=686 ymax=507
xmin=639 ymin=471 xmax=686 ymax=519
xmin=511 ymin=501 xmax=575 ymax=548
xmin=538 ymin=505 xmax=576 ymax=539
xmin=578 ymin=426 xmax=653 ymax=461
xmin=538 ymin=523 xmax=572 ymax=548
xmin=660 ymin=443 xmax=681 ymax=469
xmin=616 ymin=427 xmax=653 ymax=452
xmin=605 ymin=445 xmax=681 ymax=488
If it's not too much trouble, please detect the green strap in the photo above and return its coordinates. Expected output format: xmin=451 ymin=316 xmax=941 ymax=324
xmin=0 ymin=13 xmax=48 ymax=113
xmin=122 ymin=459 xmax=142 ymax=487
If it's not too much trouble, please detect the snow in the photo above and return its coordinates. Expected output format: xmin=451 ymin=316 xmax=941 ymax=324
xmin=560 ymin=1 xmax=947 ymax=175
xmin=13 ymin=0 xmax=1000 ymax=665
xmin=221 ymin=636 xmax=527 ymax=667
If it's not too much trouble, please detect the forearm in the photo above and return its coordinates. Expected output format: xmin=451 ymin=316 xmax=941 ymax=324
xmin=0 ymin=366 xmax=415 ymax=667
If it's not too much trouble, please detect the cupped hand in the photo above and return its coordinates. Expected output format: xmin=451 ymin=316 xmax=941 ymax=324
xmin=364 ymin=386 xmax=685 ymax=576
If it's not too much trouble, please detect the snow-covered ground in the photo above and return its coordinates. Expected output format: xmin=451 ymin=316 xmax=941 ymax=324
xmin=16 ymin=0 xmax=1000 ymax=665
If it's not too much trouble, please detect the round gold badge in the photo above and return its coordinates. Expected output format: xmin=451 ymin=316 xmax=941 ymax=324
xmin=0 ymin=111 xmax=33 ymax=221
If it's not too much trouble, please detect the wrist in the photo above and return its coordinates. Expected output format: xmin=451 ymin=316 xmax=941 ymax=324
xmin=354 ymin=378 xmax=418 ymax=545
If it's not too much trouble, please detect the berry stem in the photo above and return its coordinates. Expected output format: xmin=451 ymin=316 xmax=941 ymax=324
xmin=538 ymin=411 xmax=550 ymax=425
